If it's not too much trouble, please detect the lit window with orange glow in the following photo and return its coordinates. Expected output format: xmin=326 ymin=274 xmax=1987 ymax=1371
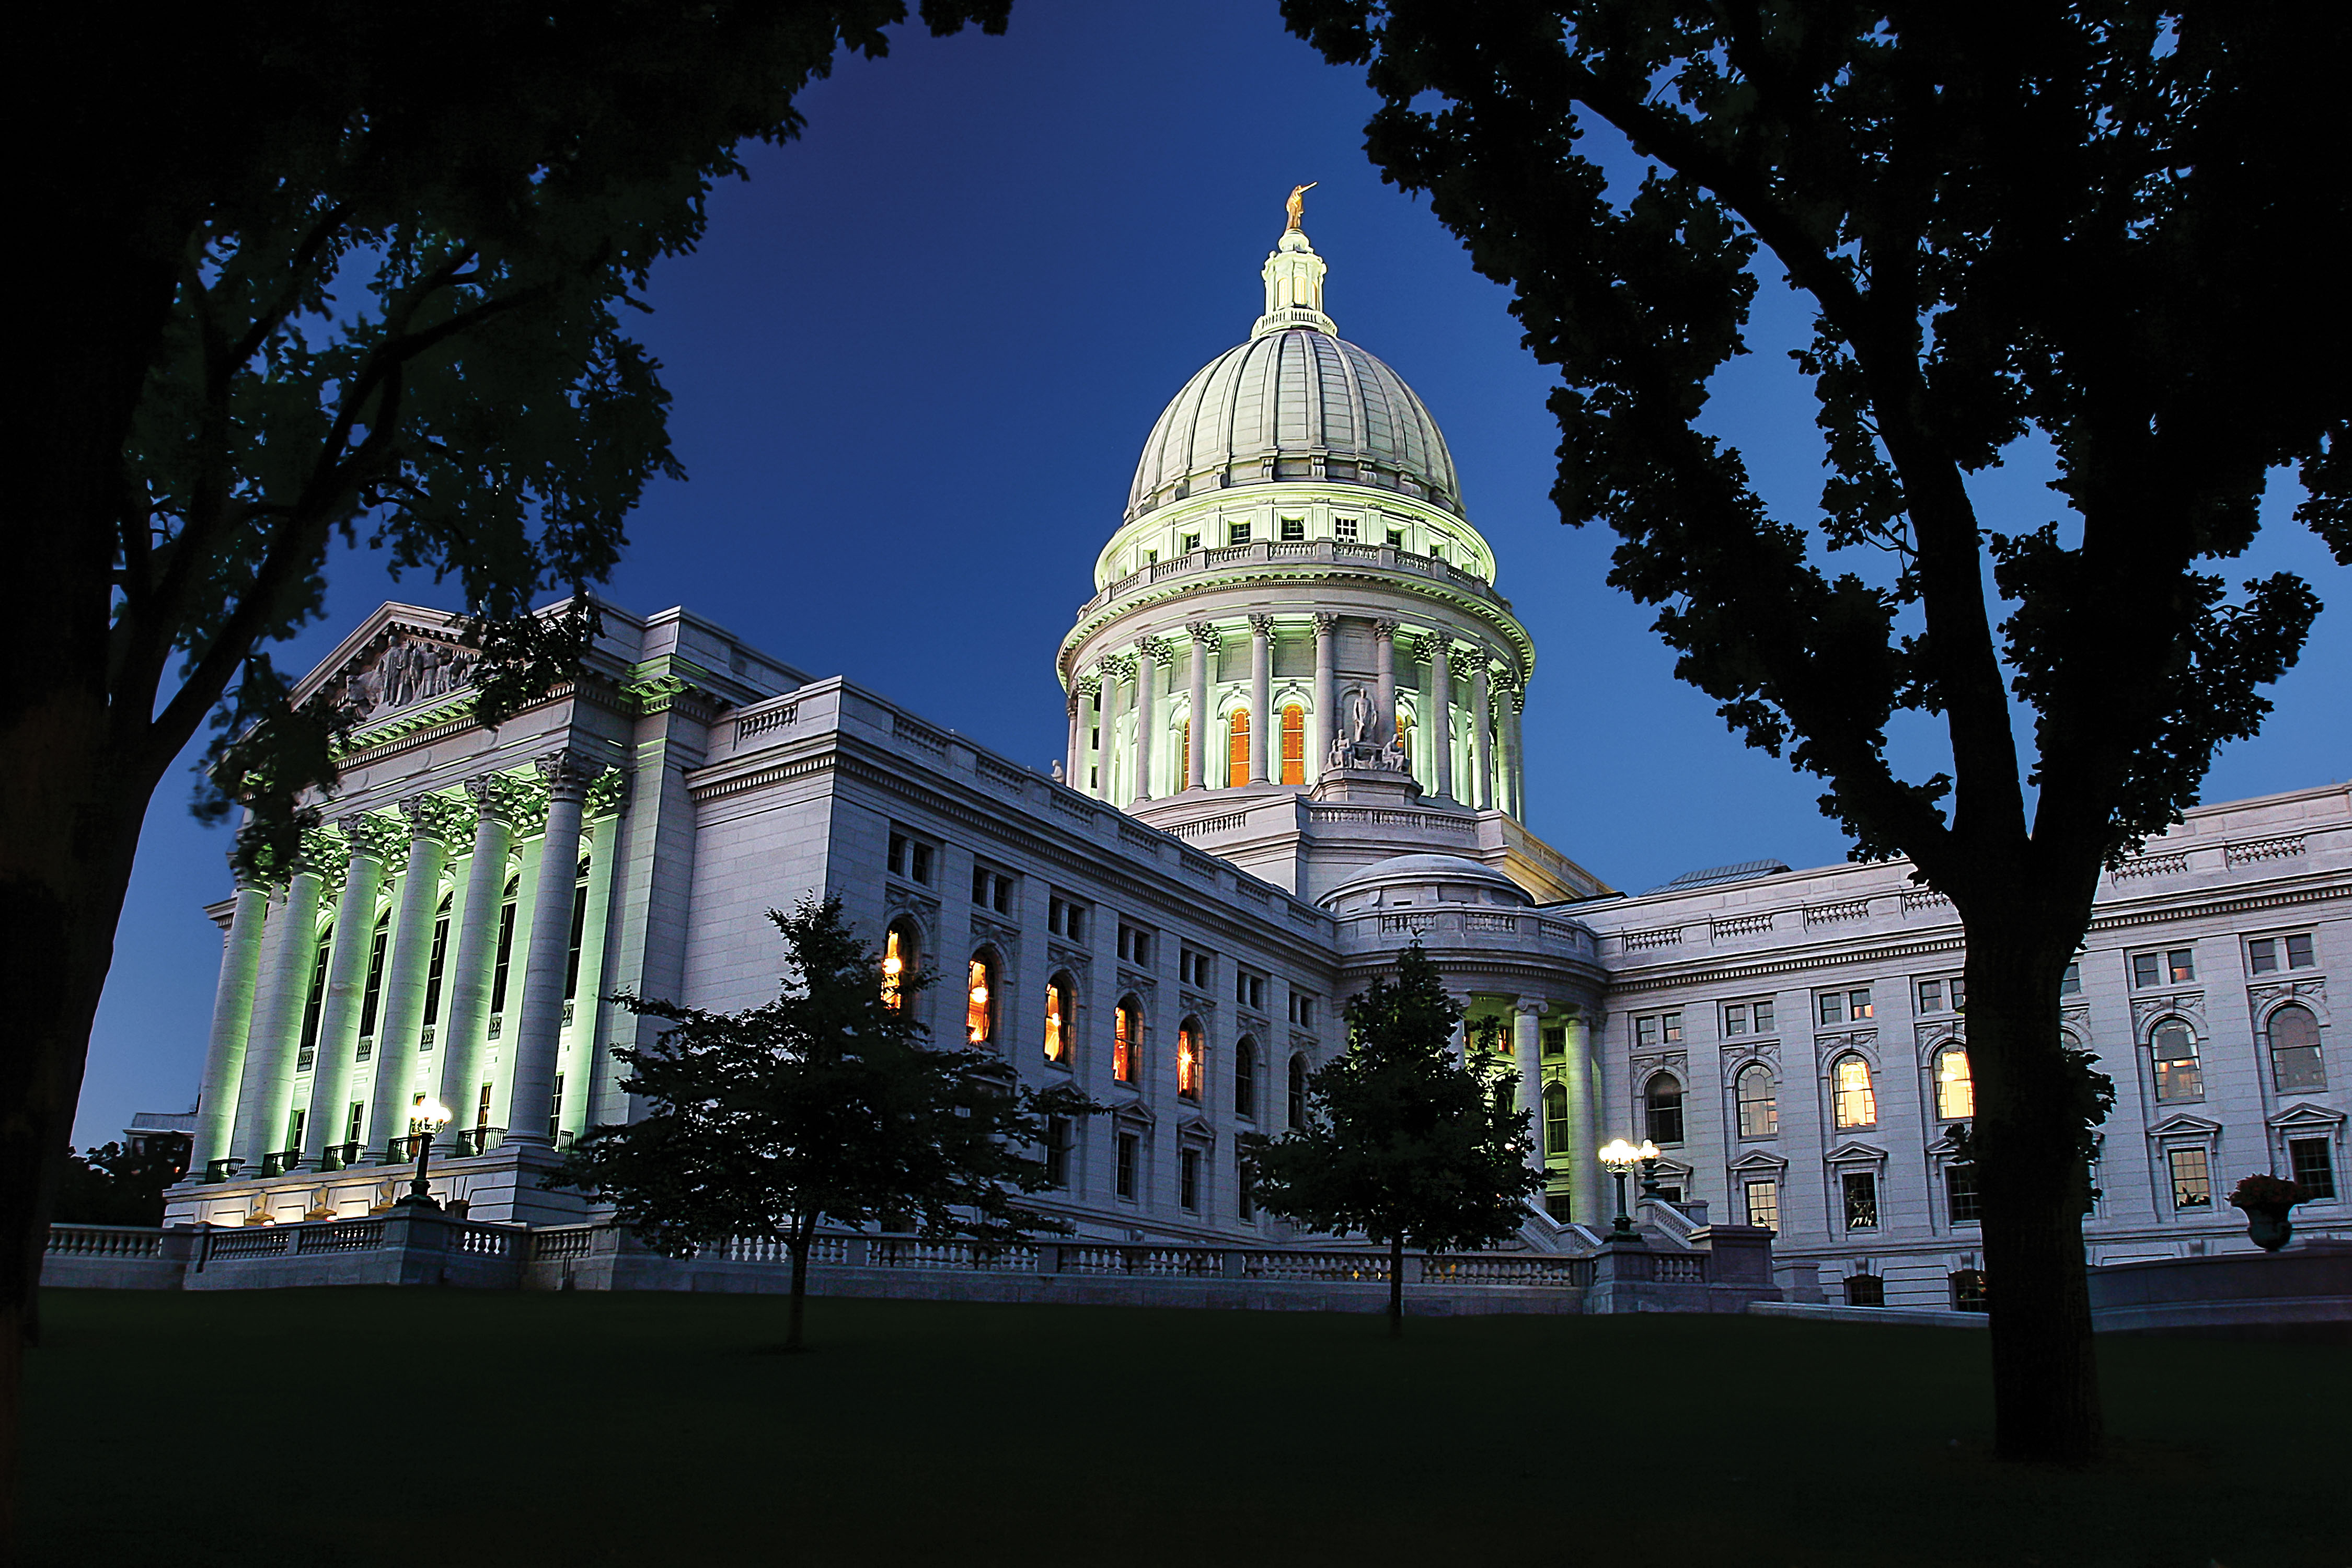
xmin=1178 ymin=1019 xmax=1204 ymax=1100
xmin=1832 ymin=1054 xmax=1877 ymax=1128
xmin=1279 ymin=704 xmax=1306 ymax=785
xmin=881 ymin=924 xmax=913 ymax=1010
xmin=966 ymin=952 xmax=996 ymax=1045
xmin=1935 ymin=1044 xmax=1974 ymax=1121
xmin=1227 ymin=711 xmax=1250 ymax=788
xmin=1044 ymin=974 xmax=1074 ymax=1066
xmin=1114 ymin=998 xmax=1139 ymax=1084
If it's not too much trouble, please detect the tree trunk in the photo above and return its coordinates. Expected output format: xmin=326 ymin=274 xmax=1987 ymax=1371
xmin=1965 ymin=914 xmax=2105 ymax=1465
xmin=1387 ymin=1232 xmax=1404 ymax=1338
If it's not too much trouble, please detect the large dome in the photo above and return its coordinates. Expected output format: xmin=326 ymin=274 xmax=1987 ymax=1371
xmin=1126 ymin=329 xmax=1460 ymax=522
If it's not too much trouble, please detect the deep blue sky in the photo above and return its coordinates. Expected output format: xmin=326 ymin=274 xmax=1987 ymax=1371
xmin=78 ymin=0 xmax=2349 ymax=1143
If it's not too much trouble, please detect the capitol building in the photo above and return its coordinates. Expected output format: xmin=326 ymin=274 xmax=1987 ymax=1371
xmin=165 ymin=214 xmax=2352 ymax=1311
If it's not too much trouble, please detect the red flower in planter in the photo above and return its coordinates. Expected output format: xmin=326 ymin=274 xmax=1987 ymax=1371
xmin=2228 ymin=1173 xmax=2310 ymax=1213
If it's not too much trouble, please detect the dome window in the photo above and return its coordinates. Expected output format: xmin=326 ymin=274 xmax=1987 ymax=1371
xmin=1182 ymin=532 xmax=1201 ymax=554
xmin=1279 ymin=516 xmax=1305 ymax=541
xmin=1228 ymin=521 xmax=1252 ymax=546
xmin=1385 ymin=527 xmax=1404 ymax=548
xmin=1334 ymin=517 xmax=1358 ymax=541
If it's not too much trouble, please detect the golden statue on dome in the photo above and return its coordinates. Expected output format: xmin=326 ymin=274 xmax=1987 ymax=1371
xmin=1285 ymin=181 xmax=1317 ymax=231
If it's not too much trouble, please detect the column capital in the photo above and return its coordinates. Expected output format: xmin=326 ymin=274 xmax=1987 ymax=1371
xmin=1312 ymin=612 xmax=1341 ymax=635
xmin=1410 ymin=632 xmax=1444 ymax=663
xmin=294 ymin=827 xmax=349 ymax=885
xmin=585 ymin=769 xmax=630 ymax=819
xmin=534 ymin=750 xmax=606 ymax=801
xmin=227 ymin=855 xmax=269 ymax=894
xmin=1186 ymin=621 xmax=1223 ymax=650
xmin=1136 ymin=636 xmax=1175 ymax=671
xmin=1076 ymin=673 xmax=1101 ymax=698
xmin=464 ymin=771 xmax=542 ymax=829
xmin=1515 ymin=998 xmax=1551 ymax=1017
xmin=1247 ymin=614 xmax=1278 ymax=637
xmin=1371 ymin=618 xmax=1399 ymax=642
xmin=400 ymin=792 xmax=473 ymax=844
xmin=1098 ymin=653 xmax=1136 ymax=682
xmin=338 ymin=812 xmax=409 ymax=866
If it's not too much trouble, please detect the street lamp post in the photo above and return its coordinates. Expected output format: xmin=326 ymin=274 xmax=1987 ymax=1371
xmin=1598 ymin=1137 xmax=1661 ymax=1240
xmin=397 ymin=1098 xmax=454 ymax=1209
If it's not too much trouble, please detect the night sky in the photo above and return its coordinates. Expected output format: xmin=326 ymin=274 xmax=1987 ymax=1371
xmin=77 ymin=0 xmax=2349 ymax=1144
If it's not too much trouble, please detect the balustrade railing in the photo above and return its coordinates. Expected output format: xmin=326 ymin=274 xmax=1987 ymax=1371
xmin=44 ymin=1225 xmax=165 ymax=1260
xmin=296 ymin=1219 xmax=385 ymax=1253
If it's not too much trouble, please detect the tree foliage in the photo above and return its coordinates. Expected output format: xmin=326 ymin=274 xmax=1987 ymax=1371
xmin=1280 ymin=0 xmax=2349 ymax=1460
xmin=49 ymin=1141 xmax=192 ymax=1229
xmin=1243 ymin=946 xmax=1541 ymax=1335
xmin=548 ymin=897 xmax=1094 ymax=1347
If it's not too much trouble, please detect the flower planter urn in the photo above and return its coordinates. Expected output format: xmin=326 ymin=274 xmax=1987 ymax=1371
xmin=2245 ymin=1207 xmax=2295 ymax=1252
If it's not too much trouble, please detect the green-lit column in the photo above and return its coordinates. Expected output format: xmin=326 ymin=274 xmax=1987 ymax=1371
xmin=1185 ymin=623 xmax=1216 ymax=790
xmin=362 ymin=795 xmax=460 ymax=1158
xmin=1310 ymin=613 xmax=1337 ymax=783
xmin=502 ymin=753 xmax=600 ymax=1148
xmin=439 ymin=776 xmax=521 ymax=1140
xmin=1514 ymin=1001 xmax=1546 ymax=1187
xmin=234 ymin=836 xmax=336 ymax=1168
xmin=563 ymin=792 xmax=626 ymax=1144
xmin=1248 ymin=615 xmax=1274 ymax=784
xmin=1429 ymin=637 xmax=1455 ymax=802
xmin=191 ymin=869 xmax=269 ymax=1176
xmin=1133 ymin=638 xmax=1169 ymax=803
xmin=1472 ymin=656 xmax=1495 ymax=811
xmin=1373 ymin=619 xmax=1399 ymax=748
xmin=1562 ymin=1010 xmax=1601 ymax=1228
xmin=298 ymin=815 xmax=396 ymax=1167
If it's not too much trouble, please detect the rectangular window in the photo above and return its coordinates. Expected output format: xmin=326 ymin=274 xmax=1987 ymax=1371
xmin=1952 ymin=1271 xmax=1989 ymax=1313
xmin=1661 ymin=1011 xmax=1682 ymax=1044
xmin=357 ymin=927 xmax=389 ymax=1042
xmin=421 ymin=914 xmax=450 ymax=1031
xmin=1117 ymin=923 xmax=1154 ymax=967
xmin=1334 ymin=517 xmax=1359 ymax=541
xmin=1724 ymin=1002 xmax=1748 ymax=1036
xmin=1182 ymin=532 xmax=1201 ymax=553
xmin=1235 ymin=969 xmax=1265 ymax=1010
xmin=1180 ymin=947 xmax=1214 ymax=989
xmin=1145 ymin=549 xmax=1159 ymax=567
xmin=1228 ymin=522 xmax=1252 ymax=546
xmin=1744 ymin=1179 xmax=1779 ymax=1231
xmin=1818 ymin=988 xmax=1874 ymax=1025
xmin=1048 ymin=894 xmax=1090 ymax=942
xmin=1385 ymin=527 xmax=1404 ymax=548
xmin=285 ymin=1109 xmax=305 ymax=1155
xmin=1849 ymin=989 xmax=1873 ymax=1020
xmin=344 ymin=1101 xmax=365 ymax=1145
xmin=548 ymin=1073 xmax=564 ymax=1142
xmin=1635 ymin=1015 xmax=1658 ymax=1048
xmin=2288 ymin=933 xmax=2316 ymax=969
xmin=1116 ymin=1133 xmax=1138 ymax=1200
xmin=1843 ymin=1273 xmax=1885 ymax=1308
xmin=1946 ymin=1163 xmax=1981 ymax=1225
xmin=2249 ymin=937 xmax=2278 ymax=975
xmin=2168 ymin=1146 xmax=2213 ymax=1209
xmin=1180 ymin=1147 xmax=1202 ymax=1211
xmin=1842 ymin=1171 xmax=1880 ymax=1230
xmin=562 ymin=880 xmax=590 ymax=1003
xmin=1279 ymin=517 xmax=1305 ymax=541
xmin=1288 ymin=992 xmax=1318 ymax=1028
xmin=489 ymin=900 xmax=518 ymax=1014
xmin=2060 ymin=961 xmax=2082 ymax=996
xmin=2137 ymin=948 xmax=2195 ymax=987
xmin=1045 ymin=1119 xmax=1072 ymax=1190
xmin=1917 ymin=978 xmax=1942 ymax=1014
xmin=2169 ymin=949 xmax=2195 ymax=983
xmin=1238 ymin=1160 xmax=1256 ymax=1220
xmin=886 ymin=831 xmax=937 ymax=886
xmin=2289 ymin=1137 xmax=2336 ymax=1200
xmin=298 ymin=933 xmax=332 ymax=1063
xmin=1541 ymin=1026 xmax=1564 ymax=1058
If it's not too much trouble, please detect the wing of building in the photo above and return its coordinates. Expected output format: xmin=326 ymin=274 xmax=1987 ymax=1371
xmin=167 ymin=217 xmax=2352 ymax=1309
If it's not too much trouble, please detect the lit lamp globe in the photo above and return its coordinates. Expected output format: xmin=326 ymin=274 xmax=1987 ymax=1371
xmin=399 ymin=1098 xmax=455 ymax=1209
xmin=1598 ymin=1138 xmax=1650 ymax=1239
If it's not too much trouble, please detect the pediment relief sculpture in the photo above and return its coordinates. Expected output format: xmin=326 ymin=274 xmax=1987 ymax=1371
xmin=331 ymin=630 xmax=479 ymax=721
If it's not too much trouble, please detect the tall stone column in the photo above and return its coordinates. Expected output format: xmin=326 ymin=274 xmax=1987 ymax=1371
xmin=1472 ymin=656 xmax=1495 ymax=811
xmin=1428 ymin=637 xmax=1455 ymax=801
xmin=1132 ymin=638 xmax=1169 ymax=803
xmin=1562 ymin=1010 xmax=1601 ymax=1228
xmin=1310 ymin=613 xmax=1337 ymax=783
xmin=1064 ymin=689 xmax=1083 ymax=788
xmin=1515 ymin=1001 xmax=1547 ymax=1186
xmin=1503 ymin=683 xmax=1526 ymax=819
xmin=1185 ymin=623 xmax=1217 ymax=790
xmin=1373 ymin=620 xmax=1399 ymax=748
xmin=440 ymin=778 xmax=520 ymax=1138
xmin=300 ymin=815 xmax=398 ymax=1167
xmin=363 ymin=795 xmax=460 ymax=1158
xmin=1247 ymin=615 xmax=1275 ymax=784
xmin=233 ymin=860 xmax=322 ymax=1166
xmin=1097 ymin=656 xmax=1130 ymax=804
xmin=1075 ymin=676 xmax=1101 ymax=798
xmin=191 ymin=871 xmax=269 ymax=1176
xmin=502 ymin=753 xmax=601 ymax=1148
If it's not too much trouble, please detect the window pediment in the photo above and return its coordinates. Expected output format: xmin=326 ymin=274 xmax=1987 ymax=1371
xmin=2267 ymin=1101 xmax=2347 ymax=1131
xmin=2146 ymin=1112 xmax=2223 ymax=1138
xmin=1825 ymin=1140 xmax=1889 ymax=1167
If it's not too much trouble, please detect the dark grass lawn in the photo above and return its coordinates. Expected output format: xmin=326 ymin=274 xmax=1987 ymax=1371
xmin=20 ymin=1288 xmax=2351 ymax=1567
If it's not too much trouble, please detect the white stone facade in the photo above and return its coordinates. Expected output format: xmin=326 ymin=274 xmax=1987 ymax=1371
xmin=164 ymin=223 xmax=2352 ymax=1306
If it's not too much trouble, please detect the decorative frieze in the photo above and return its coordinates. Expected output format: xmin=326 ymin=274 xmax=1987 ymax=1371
xmin=2227 ymin=834 xmax=2307 ymax=867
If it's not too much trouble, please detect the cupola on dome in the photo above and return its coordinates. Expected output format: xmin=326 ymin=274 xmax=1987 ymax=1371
xmin=1125 ymin=217 xmax=1460 ymax=522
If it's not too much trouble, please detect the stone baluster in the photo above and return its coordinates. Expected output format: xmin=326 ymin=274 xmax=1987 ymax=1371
xmin=502 ymin=753 xmax=603 ymax=1148
xmin=191 ymin=869 xmax=269 ymax=1176
xmin=362 ymin=795 xmax=461 ymax=1158
xmin=1311 ymin=614 xmax=1338 ymax=784
xmin=1248 ymin=615 xmax=1275 ymax=785
xmin=1373 ymin=620 xmax=1399 ymax=749
xmin=299 ymin=815 xmax=399 ymax=1167
xmin=1132 ymin=638 xmax=1170 ymax=803
xmin=1185 ymin=623 xmax=1218 ymax=791
xmin=439 ymin=776 xmax=522 ymax=1140
xmin=1472 ymin=655 xmax=1495 ymax=812
xmin=232 ymin=843 xmax=330 ymax=1167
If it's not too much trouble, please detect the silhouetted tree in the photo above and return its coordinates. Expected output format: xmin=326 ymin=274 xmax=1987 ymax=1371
xmin=50 ymin=1140 xmax=192 ymax=1228
xmin=1284 ymin=0 xmax=2349 ymax=1460
xmin=1243 ymin=946 xmax=1541 ymax=1336
xmin=548 ymin=897 xmax=1094 ymax=1350
xmin=4 ymin=1 xmax=1009 ymax=1533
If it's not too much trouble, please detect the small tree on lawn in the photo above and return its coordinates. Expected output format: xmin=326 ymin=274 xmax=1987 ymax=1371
xmin=549 ymin=896 xmax=1094 ymax=1350
xmin=1242 ymin=945 xmax=1542 ymax=1337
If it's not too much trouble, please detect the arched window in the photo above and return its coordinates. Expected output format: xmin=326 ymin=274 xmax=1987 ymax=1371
xmin=1542 ymin=1081 xmax=1571 ymax=1156
xmin=1735 ymin=1064 xmax=1778 ymax=1138
xmin=1227 ymin=711 xmax=1250 ymax=788
xmin=2269 ymin=1004 xmax=2327 ymax=1092
xmin=1233 ymin=1035 xmax=1258 ymax=1118
xmin=1178 ymin=1017 xmax=1205 ymax=1100
xmin=1279 ymin=704 xmax=1306 ymax=785
xmin=1114 ymin=996 xmax=1142 ymax=1085
xmin=1044 ymin=972 xmax=1076 ymax=1066
xmin=881 ymin=918 xmax=920 ymax=1010
xmin=965 ymin=948 xmax=999 ymax=1046
xmin=1288 ymin=1053 xmax=1308 ymax=1128
xmin=1934 ymin=1044 xmax=1974 ymax=1121
xmin=1832 ymin=1055 xmax=1877 ymax=1129
xmin=1644 ymin=1073 xmax=1685 ymax=1145
xmin=2151 ymin=1019 xmax=2203 ymax=1102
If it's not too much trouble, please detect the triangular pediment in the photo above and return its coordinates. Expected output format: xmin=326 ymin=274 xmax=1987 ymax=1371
xmin=2267 ymin=1101 xmax=2347 ymax=1131
xmin=1728 ymin=1149 xmax=1789 ymax=1174
xmin=1825 ymin=1140 xmax=1889 ymax=1166
xmin=2147 ymin=1112 xmax=2224 ymax=1137
xmin=290 ymin=601 xmax=480 ymax=725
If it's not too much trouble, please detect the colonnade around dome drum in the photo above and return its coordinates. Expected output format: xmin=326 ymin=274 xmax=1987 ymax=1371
xmin=1063 ymin=604 xmax=1527 ymax=817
